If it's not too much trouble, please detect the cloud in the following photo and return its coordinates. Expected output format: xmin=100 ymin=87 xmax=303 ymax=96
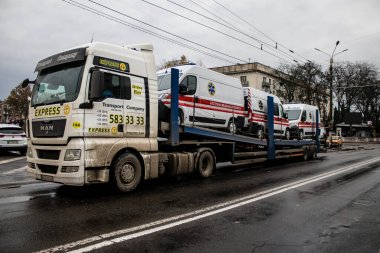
xmin=1 ymin=0 xmax=379 ymax=100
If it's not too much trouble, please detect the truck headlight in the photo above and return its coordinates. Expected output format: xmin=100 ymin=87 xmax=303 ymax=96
xmin=64 ymin=149 xmax=81 ymax=161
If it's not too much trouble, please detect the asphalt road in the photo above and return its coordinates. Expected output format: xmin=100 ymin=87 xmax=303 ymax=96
xmin=0 ymin=145 xmax=379 ymax=253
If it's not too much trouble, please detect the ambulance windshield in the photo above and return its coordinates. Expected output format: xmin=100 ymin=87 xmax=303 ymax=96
xmin=31 ymin=63 xmax=84 ymax=106
xmin=158 ymin=73 xmax=183 ymax=91
xmin=285 ymin=109 xmax=301 ymax=120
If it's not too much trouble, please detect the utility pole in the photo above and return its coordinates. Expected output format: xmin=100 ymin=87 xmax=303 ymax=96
xmin=315 ymin=41 xmax=348 ymax=131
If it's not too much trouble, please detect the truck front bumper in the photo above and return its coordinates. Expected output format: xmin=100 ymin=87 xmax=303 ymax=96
xmin=27 ymin=138 xmax=86 ymax=186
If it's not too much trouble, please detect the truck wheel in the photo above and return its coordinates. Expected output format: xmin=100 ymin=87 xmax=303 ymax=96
xmin=227 ymin=120 xmax=237 ymax=134
xmin=113 ymin=153 xmax=142 ymax=192
xmin=197 ymin=150 xmax=215 ymax=178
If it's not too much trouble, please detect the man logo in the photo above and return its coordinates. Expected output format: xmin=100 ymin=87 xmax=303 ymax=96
xmin=40 ymin=125 xmax=54 ymax=131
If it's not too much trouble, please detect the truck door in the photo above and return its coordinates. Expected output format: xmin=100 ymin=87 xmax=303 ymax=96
xmin=84 ymin=70 xmax=126 ymax=139
xmin=124 ymin=75 xmax=147 ymax=138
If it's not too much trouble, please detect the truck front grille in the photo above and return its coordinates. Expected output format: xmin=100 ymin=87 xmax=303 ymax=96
xmin=37 ymin=150 xmax=60 ymax=160
xmin=37 ymin=164 xmax=58 ymax=174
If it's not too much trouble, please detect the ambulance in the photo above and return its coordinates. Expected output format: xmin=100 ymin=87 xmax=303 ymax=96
xmin=158 ymin=65 xmax=245 ymax=134
xmin=283 ymin=103 xmax=320 ymax=139
xmin=243 ymin=87 xmax=290 ymax=140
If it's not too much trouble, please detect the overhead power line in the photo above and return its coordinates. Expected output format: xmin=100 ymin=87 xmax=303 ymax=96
xmin=167 ymin=0 xmax=306 ymax=64
xmin=211 ymin=0 xmax=311 ymax=63
xmin=138 ymin=0 xmax=294 ymax=64
xmin=63 ymin=0 xmax=245 ymax=64
xmin=88 ymin=0 xmax=248 ymax=63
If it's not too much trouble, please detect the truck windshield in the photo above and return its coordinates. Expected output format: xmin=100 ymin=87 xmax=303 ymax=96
xmin=31 ymin=63 xmax=84 ymax=106
xmin=285 ymin=109 xmax=301 ymax=120
xmin=157 ymin=73 xmax=183 ymax=91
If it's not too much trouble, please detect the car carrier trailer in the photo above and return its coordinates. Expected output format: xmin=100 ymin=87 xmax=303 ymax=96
xmin=24 ymin=42 xmax=319 ymax=192
xmin=156 ymin=68 xmax=318 ymax=179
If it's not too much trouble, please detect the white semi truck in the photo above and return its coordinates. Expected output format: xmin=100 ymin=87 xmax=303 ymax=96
xmin=22 ymin=42 xmax=317 ymax=192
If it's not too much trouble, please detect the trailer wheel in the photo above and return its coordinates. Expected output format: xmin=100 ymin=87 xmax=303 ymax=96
xmin=113 ymin=153 xmax=142 ymax=192
xmin=312 ymin=147 xmax=317 ymax=159
xmin=197 ymin=150 xmax=215 ymax=178
xmin=302 ymin=148 xmax=309 ymax=161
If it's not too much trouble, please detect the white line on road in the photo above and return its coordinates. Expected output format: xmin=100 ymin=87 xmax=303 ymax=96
xmin=0 ymin=156 xmax=25 ymax=165
xmin=36 ymin=157 xmax=380 ymax=253
xmin=2 ymin=166 xmax=27 ymax=175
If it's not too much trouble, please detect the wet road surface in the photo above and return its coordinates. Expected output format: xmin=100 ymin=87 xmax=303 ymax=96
xmin=0 ymin=146 xmax=379 ymax=252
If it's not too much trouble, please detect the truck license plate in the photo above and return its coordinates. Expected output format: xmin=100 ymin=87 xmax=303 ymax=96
xmin=41 ymin=175 xmax=53 ymax=182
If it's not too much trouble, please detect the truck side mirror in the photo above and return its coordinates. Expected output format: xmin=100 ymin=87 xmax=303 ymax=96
xmin=301 ymin=115 xmax=306 ymax=122
xmin=89 ymin=71 xmax=104 ymax=100
xmin=284 ymin=113 xmax=288 ymax=119
xmin=20 ymin=78 xmax=35 ymax=88
xmin=179 ymin=83 xmax=188 ymax=95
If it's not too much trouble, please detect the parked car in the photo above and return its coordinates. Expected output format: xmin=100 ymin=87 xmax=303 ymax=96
xmin=0 ymin=124 xmax=27 ymax=155
xmin=326 ymin=135 xmax=343 ymax=148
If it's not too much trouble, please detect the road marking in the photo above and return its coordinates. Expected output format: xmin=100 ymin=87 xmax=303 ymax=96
xmin=0 ymin=156 xmax=25 ymax=165
xmin=36 ymin=157 xmax=380 ymax=253
xmin=2 ymin=166 xmax=27 ymax=175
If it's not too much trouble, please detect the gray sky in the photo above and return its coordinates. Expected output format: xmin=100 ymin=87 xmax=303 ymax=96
xmin=1 ymin=0 xmax=380 ymax=100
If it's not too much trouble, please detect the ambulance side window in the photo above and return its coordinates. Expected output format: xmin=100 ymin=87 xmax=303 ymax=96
xmin=301 ymin=110 xmax=307 ymax=121
xmin=274 ymin=103 xmax=279 ymax=116
xmin=279 ymin=104 xmax=284 ymax=118
xmin=180 ymin=75 xmax=197 ymax=95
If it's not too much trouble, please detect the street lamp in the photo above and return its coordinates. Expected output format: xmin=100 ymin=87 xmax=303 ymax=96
xmin=315 ymin=41 xmax=348 ymax=131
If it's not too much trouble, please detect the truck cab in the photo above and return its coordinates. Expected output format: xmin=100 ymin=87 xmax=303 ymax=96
xmin=26 ymin=42 xmax=158 ymax=189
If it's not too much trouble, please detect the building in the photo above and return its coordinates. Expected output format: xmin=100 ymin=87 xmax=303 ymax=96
xmin=210 ymin=62 xmax=280 ymax=94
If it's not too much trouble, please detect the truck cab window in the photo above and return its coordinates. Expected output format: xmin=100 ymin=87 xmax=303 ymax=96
xmin=102 ymin=73 xmax=120 ymax=98
xmin=180 ymin=75 xmax=197 ymax=95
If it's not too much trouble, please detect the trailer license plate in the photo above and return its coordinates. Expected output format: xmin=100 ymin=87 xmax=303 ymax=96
xmin=41 ymin=175 xmax=53 ymax=182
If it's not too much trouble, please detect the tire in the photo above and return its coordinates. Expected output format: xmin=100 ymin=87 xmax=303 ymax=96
xmin=257 ymin=127 xmax=264 ymax=140
xmin=285 ymin=129 xmax=291 ymax=140
xmin=113 ymin=152 xmax=142 ymax=192
xmin=197 ymin=150 xmax=215 ymax=178
xmin=298 ymin=130 xmax=304 ymax=140
xmin=302 ymin=149 xmax=309 ymax=161
xmin=312 ymin=147 xmax=317 ymax=159
xmin=227 ymin=120 xmax=237 ymax=134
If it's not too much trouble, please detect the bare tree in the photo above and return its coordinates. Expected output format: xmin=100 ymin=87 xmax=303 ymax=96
xmin=5 ymin=84 xmax=32 ymax=122
xmin=274 ymin=62 xmax=329 ymax=124
xmin=333 ymin=61 xmax=379 ymax=132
